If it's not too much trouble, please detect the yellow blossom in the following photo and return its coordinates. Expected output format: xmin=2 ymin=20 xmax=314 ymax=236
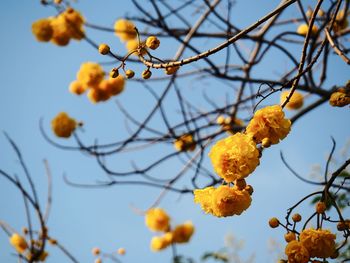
xmin=50 ymin=16 xmax=71 ymax=46
xmin=174 ymin=134 xmax=196 ymax=152
xmin=91 ymin=247 xmax=100 ymax=255
xmin=297 ymin=23 xmax=318 ymax=36
xmin=246 ymin=105 xmax=291 ymax=145
xmin=285 ymin=240 xmax=310 ymax=263
xmin=146 ymin=36 xmax=160 ymax=50
xmin=209 ymin=133 xmax=260 ymax=182
xmin=32 ymin=18 xmax=54 ymax=42
xmin=172 ymin=221 xmax=194 ymax=243
xmin=69 ymin=80 xmax=88 ymax=95
xmin=145 ymin=208 xmax=170 ymax=232
xmin=76 ymin=62 xmax=105 ymax=88
xmin=114 ymin=19 xmax=137 ymax=41
xmin=9 ymin=233 xmax=28 ymax=254
xmin=51 ymin=112 xmax=77 ymax=138
xmin=300 ymin=228 xmax=336 ymax=258
xmin=329 ymin=88 xmax=350 ymax=107
xmin=280 ymin=91 xmax=304 ymax=110
xmin=98 ymin=76 xmax=125 ymax=97
xmin=150 ymin=234 xmax=172 ymax=252
xmin=194 ymin=185 xmax=251 ymax=217
xmin=87 ymin=87 xmax=110 ymax=104
xmin=61 ymin=8 xmax=85 ymax=40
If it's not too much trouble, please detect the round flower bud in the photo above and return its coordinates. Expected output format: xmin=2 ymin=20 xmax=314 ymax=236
xmin=110 ymin=68 xmax=119 ymax=78
xmin=94 ymin=258 xmax=102 ymax=263
xmin=146 ymin=36 xmax=160 ymax=50
xmin=22 ymin=227 xmax=28 ymax=235
xmin=261 ymin=138 xmax=271 ymax=148
xmin=117 ymin=248 xmax=126 ymax=255
xmin=244 ymin=185 xmax=254 ymax=195
xmin=125 ymin=69 xmax=135 ymax=79
xmin=98 ymin=43 xmax=110 ymax=55
xmin=297 ymin=23 xmax=318 ymax=36
xmin=142 ymin=69 xmax=152 ymax=79
xmin=165 ymin=65 xmax=179 ymax=75
xmin=269 ymin=217 xmax=279 ymax=228
xmin=92 ymin=247 xmax=100 ymax=255
xmin=216 ymin=115 xmax=225 ymax=125
xmin=315 ymin=201 xmax=326 ymax=214
xmin=292 ymin=213 xmax=302 ymax=222
xmin=284 ymin=232 xmax=296 ymax=243
xmin=337 ymin=221 xmax=348 ymax=231
xmin=54 ymin=0 xmax=62 ymax=4
xmin=235 ymin=179 xmax=246 ymax=190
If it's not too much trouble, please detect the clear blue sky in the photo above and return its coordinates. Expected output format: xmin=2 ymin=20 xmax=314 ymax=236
xmin=0 ymin=1 xmax=349 ymax=262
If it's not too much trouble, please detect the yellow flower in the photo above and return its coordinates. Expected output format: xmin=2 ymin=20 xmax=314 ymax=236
xmin=194 ymin=185 xmax=251 ymax=217
xmin=97 ymin=76 xmax=125 ymax=99
xmin=146 ymin=36 xmax=160 ymax=50
xmin=280 ymin=91 xmax=304 ymax=110
xmin=91 ymin=247 xmax=100 ymax=255
xmin=87 ymin=87 xmax=110 ymax=103
xmin=145 ymin=208 xmax=170 ymax=232
xmin=69 ymin=80 xmax=88 ymax=95
xmin=246 ymin=105 xmax=291 ymax=145
xmin=51 ymin=112 xmax=77 ymax=138
xmin=285 ymin=240 xmax=310 ymax=263
xmin=126 ymin=39 xmax=147 ymax=56
xmin=61 ymin=8 xmax=85 ymax=40
xmin=329 ymin=88 xmax=350 ymax=107
xmin=9 ymin=233 xmax=28 ymax=254
xmin=208 ymin=133 xmax=260 ymax=182
xmin=114 ymin=19 xmax=137 ymax=41
xmin=193 ymin=186 xmax=215 ymax=214
xmin=300 ymin=228 xmax=336 ymax=258
xmin=150 ymin=234 xmax=172 ymax=252
xmin=172 ymin=221 xmax=194 ymax=243
xmin=297 ymin=23 xmax=318 ymax=36
xmin=50 ymin=16 xmax=71 ymax=46
xmin=32 ymin=18 xmax=54 ymax=42
xmin=174 ymin=134 xmax=196 ymax=152
xmin=76 ymin=62 xmax=105 ymax=88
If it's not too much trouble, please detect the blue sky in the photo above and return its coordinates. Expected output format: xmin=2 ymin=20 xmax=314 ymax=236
xmin=0 ymin=1 xmax=349 ymax=262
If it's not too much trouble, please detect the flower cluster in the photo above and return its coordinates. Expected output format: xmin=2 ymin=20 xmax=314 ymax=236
xmin=32 ymin=8 xmax=84 ymax=46
xmin=194 ymin=105 xmax=291 ymax=217
xmin=9 ymin=232 xmax=49 ymax=262
xmin=270 ymin=207 xmax=339 ymax=262
xmin=70 ymin=62 xmax=125 ymax=103
xmin=144 ymin=208 xmax=194 ymax=252
xmin=51 ymin=112 xmax=79 ymax=138
xmin=194 ymin=184 xmax=252 ymax=217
